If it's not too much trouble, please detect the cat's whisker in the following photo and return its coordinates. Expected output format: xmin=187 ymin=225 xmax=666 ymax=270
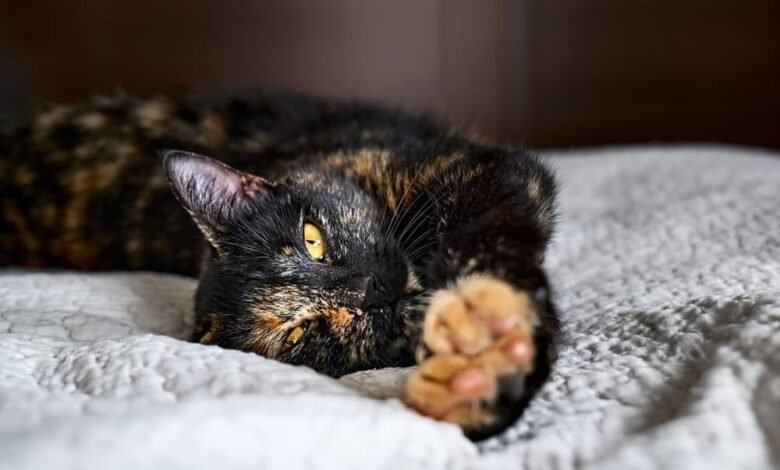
xmin=233 ymin=215 xmax=267 ymax=244
xmin=217 ymin=235 xmax=263 ymax=252
xmin=390 ymin=183 xmax=438 ymax=243
xmin=387 ymin=178 xmax=445 ymax=255
xmin=404 ymin=226 xmax=437 ymax=253
xmin=406 ymin=242 xmax=437 ymax=262
xmin=384 ymin=148 xmax=441 ymax=239
xmin=395 ymin=179 xmax=447 ymax=246
xmin=409 ymin=291 xmax=432 ymax=303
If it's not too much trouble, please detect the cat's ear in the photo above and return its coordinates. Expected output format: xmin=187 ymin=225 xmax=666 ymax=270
xmin=161 ymin=150 xmax=272 ymax=247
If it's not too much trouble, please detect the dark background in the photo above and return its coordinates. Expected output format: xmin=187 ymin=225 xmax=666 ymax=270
xmin=1 ymin=0 xmax=778 ymax=148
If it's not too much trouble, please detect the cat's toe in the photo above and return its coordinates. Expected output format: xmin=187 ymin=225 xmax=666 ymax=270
xmin=404 ymin=354 xmax=484 ymax=418
xmin=403 ymin=275 xmax=538 ymax=439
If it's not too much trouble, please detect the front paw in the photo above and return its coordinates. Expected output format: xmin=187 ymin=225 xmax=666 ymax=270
xmin=403 ymin=275 xmax=538 ymax=438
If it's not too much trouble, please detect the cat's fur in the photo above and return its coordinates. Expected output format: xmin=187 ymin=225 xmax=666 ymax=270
xmin=0 ymin=91 xmax=559 ymax=440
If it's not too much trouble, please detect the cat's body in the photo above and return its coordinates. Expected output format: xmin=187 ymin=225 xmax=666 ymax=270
xmin=1 ymin=91 xmax=559 ymax=440
xmin=2 ymin=92 xmax=446 ymax=274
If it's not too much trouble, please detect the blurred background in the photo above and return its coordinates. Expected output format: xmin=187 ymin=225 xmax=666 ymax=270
xmin=1 ymin=0 xmax=778 ymax=148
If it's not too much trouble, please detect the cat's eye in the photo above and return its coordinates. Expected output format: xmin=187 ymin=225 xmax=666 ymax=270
xmin=303 ymin=223 xmax=325 ymax=260
xmin=282 ymin=322 xmax=308 ymax=352
xmin=285 ymin=325 xmax=305 ymax=346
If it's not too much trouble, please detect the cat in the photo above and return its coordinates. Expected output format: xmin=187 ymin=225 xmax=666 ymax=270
xmin=0 ymin=90 xmax=560 ymax=440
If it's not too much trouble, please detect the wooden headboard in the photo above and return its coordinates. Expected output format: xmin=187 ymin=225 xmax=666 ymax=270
xmin=1 ymin=0 xmax=778 ymax=148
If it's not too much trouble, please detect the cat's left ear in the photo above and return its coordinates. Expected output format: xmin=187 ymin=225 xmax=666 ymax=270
xmin=161 ymin=150 xmax=273 ymax=248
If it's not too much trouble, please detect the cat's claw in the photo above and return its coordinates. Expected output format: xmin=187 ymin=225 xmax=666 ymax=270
xmin=403 ymin=275 xmax=537 ymax=436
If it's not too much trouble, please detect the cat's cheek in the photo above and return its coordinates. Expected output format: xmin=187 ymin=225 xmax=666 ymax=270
xmin=244 ymin=314 xmax=289 ymax=357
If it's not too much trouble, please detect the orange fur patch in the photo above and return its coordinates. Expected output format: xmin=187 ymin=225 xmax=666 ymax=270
xmin=69 ymin=161 xmax=125 ymax=193
xmin=327 ymin=307 xmax=353 ymax=329
xmin=199 ymin=112 xmax=227 ymax=147
xmin=200 ymin=316 xmax=221 ymax=345
xmin=75 ymin=112 xmax=107 ymax=130
xmin=255 ymin=314 xmax=284 ymax=331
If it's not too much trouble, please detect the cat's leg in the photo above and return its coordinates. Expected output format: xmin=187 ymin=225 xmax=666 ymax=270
xmin=404 ymin=274 xmax=556 ymax=440
xmin=400 ymin=153 xmax=559 ymax=440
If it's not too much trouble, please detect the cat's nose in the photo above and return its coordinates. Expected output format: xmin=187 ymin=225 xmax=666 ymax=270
xmin=349 ymin=275 xmax=371 ymax=293
xmin=366 ymin=274 xmax=387 ymax=295
xmin=360 ymin=274 xmax=397 ymax=314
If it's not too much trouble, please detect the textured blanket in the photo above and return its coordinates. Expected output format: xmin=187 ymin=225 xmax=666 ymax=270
xmin=1 ymin=146 xmax=779 ymax=470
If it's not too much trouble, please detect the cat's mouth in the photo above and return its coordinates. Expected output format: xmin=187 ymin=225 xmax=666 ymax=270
xmin=273 ymin=295 xmax=421 ymax=375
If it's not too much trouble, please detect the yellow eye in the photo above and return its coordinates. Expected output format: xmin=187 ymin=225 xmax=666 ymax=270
xmin=285 ymin=325 xmax=305 ymax=346
xmin=303 ymin=223 xmax=325 ymax=260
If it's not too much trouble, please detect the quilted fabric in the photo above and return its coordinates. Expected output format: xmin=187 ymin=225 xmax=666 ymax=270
xmin=1 ymin=146 xmax=779 ymax=469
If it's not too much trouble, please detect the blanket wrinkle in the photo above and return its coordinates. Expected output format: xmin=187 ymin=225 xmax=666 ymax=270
xmin=1 ymin=146 xmax=779 ymax=469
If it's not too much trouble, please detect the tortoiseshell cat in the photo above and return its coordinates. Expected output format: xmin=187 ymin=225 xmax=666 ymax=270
xmin=0 ymin=91 xmax=559 ymax=440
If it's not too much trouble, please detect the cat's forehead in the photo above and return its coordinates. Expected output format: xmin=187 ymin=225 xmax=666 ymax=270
xmin=308 ymin=195 xmax=378 ymax=243
xmin=289 ymin=171 xmax=377 ymax=224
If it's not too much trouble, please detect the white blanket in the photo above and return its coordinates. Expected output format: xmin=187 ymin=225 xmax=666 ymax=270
xmin=2 ymin=146 xmax=779 ymax=470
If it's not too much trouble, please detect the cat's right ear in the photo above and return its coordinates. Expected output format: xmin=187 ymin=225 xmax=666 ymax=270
xmin=161 ymin=150 xmax=273 ymax=249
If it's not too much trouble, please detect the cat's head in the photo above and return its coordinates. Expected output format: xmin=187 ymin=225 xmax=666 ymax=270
xmin=162 ymin=150 xmax=423 ymax=376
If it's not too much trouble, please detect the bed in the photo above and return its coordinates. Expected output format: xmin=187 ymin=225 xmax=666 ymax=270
xmin=2 ymin=146 xmax=779 ymax=470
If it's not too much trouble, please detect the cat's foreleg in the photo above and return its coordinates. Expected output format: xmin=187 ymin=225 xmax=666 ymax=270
xmin=401 ymin=155 xmax=559 ymax=440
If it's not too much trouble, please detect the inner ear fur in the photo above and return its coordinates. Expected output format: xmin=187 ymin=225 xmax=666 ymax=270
xmin=161 ymin=150 xmax=273 ymax=247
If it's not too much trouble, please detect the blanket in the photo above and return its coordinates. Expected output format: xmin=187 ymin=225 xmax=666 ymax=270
xmin=1 ymin=146 xmax=779 ymax=469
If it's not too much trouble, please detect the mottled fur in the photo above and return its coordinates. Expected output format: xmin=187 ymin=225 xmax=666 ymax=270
xmin=0 ymin=91 xmax=559 ymax=439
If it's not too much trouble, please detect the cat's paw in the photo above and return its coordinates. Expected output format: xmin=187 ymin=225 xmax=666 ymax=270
xmin=403 ymin=275 xmax=538 ymax=438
